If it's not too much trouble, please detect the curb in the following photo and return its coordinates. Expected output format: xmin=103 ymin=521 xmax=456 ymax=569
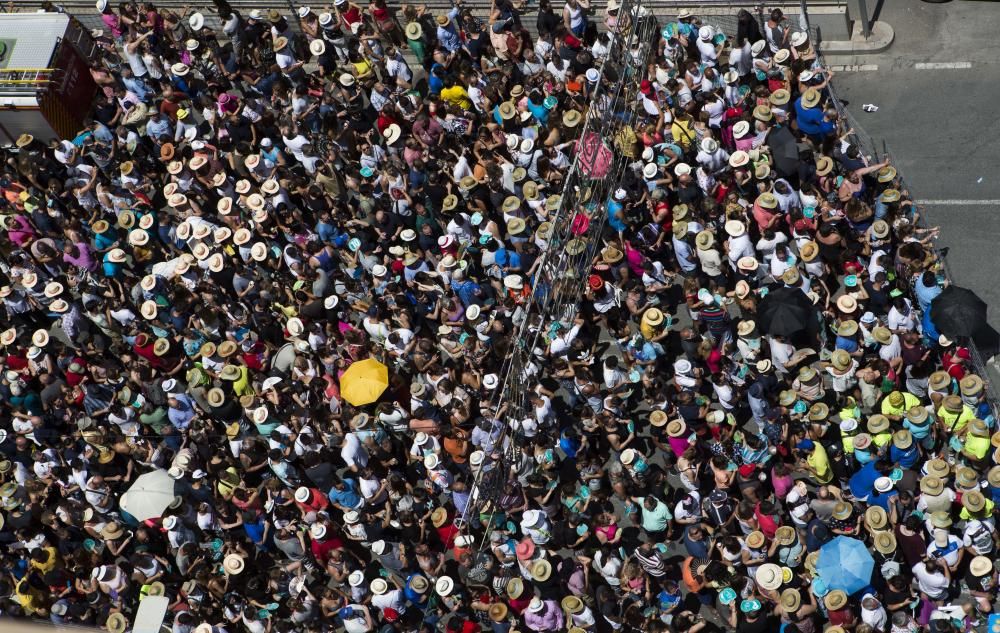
xmin=819 ymin=20 xmax=894 ymax=55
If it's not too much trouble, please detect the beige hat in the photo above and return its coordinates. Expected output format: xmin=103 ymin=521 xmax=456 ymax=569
xmin=250 ymin=243 xmax=268 ymax=261
xmin=31 ymin=329 xmax=48 ymax=347
xmin=755 ymin=563 xmax=782 ymax=590
xmin=43 ymin=281 xmax=64 ymax=298
xmin=140 ymin=300 xmax=159 ymax=320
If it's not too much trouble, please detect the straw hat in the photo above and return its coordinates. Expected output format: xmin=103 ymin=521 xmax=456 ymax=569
xmin=971 ymin=555 xmax=993 ymax=577
xmin=435 ymin=576 xmax=455 ymax=596
xmin=250 ymin=243 xmax=268 ymax=261
xmin=506 ymin=577 xmax=525 ymax=599
xmin=866 ymin=529 xmax=894 ymax=556
xmin=865 ymin=506 xmax=887 ymax=530
xmin=0 ymin=328 xmax=16 ymax=347
xmin=867 ymin=414 xmax=889 ymax=434
xmin=961 ymin=374 xmax=984 ymax=396
xmin=780 ymin=588 xmax=801 ymax=613
xmin=830 ymin=349 xmax=852 ymax=371
xmin=405 ymin=22 xmax=423 ymax=39
xmin=30 ymin=328 xmax=49 ymax=347
xmin=223 ymin=554 xmax=245 ymax=574
xmin=430 ymin=507 xmax=448 ymax=528
xmin=666 ymin=419 xmax=686 ymax=438
xmin=153 ymin=338 xmax=171 ymax=356
xmin=964 ymin=490 xmax=987 ymax=512
xmin=775 ymin=526 xmax=796 ymax=545
xmin=930 ymin=511 xmax=952 ymax=528
xmin=926 ymin=458 xmax=951 ymax=479
xmin=643 ymin=308 xmax=664 ymax=326
xmin=824 ymin=589 xmax=848 ymax=611
xmin=746 ymin=531 xmax=765 ymax=549
xmin=140 ymin=300 xmax=159 ymax=320
xmin=801 ymin=88 xmax=821 ymax=108
xmin=107 ymin=613 xmax=128 ymax=633
xmin=207 ymin=388 xmax=226 ymax=407
xmin=755 ymin=563 xmax=782 ymax=590
xmin=832 ymin=501 xmax=853 ymax=520
xmin=530 ymin=559 xmax=552 ymax=582
xmin=108 ymin=248 xmax=127 ymax=263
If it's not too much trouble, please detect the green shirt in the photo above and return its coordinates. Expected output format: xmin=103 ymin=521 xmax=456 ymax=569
xmin=637 ymin=497 xmax=672 ymax=532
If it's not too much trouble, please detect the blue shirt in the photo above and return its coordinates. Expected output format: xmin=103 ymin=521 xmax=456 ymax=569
xmin=526 ymin=100 xmax=549 ymax=126
xmin=436 ymin=8 xmax=462 ymax=52
xmin=915 ymin=278 xmax=942 ymax=311
xmin=146 ymin=116 xmax=172 ymax=140
xmin=848 ymin=462 xmax=880 ymax=499
xmin=328 ymin=478 xmax=362 ymax=509
xmin=889 ymin=444 xmax=919 ymax=468
xmin=451 ymin=279 xmax=481 ymax=307
xmin=794 ymin=99 xmax=835 ymax=138
xmin=834 ymin=334 xmax=859 ymax=353
xmin=494 ymin=248 xmax=521 ymax=270
xmin=315 ymin=220 xmax=336 ymax=244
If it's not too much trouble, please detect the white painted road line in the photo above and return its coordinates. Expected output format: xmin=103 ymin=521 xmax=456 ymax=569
xmin=829 ymin=64 xmax=878 ymax=72
xmin=917 ymin=199 xmax=1000 ymax=205
xmin=914 ymin=62 xmax=972 ymax=70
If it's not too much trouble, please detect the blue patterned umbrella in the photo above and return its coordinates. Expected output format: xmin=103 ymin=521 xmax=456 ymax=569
xmin=817 ymin=536 xmax=874 ymax=595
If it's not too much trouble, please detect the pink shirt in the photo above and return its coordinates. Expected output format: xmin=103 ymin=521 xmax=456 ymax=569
xmin=7 ymin=216 xmax=35 ymax=248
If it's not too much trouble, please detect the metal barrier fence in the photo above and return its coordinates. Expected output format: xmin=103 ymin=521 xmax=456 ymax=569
xmin=459 ymin=0 xmax=661 ymax=544
xmin=813 ymin=16 xmax=1000 ymax=421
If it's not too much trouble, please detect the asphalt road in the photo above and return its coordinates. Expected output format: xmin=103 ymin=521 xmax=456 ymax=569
xmin=828 ymin=0 xmax=1000 ymax=336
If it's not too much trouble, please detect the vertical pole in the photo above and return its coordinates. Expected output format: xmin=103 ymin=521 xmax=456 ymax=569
xmin=857 ymin=0 xmax=871 ymax=39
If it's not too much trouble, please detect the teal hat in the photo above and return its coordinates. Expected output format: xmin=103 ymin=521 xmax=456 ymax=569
xmin=470 ymin=212 xmax=484 ymax=226
xmin=793 ymin=401 xmax=808 ymax=414
xmin=720 ymin=588 xmax=738 ymax=605
xmin=359 ymin=166 xmax=374 ymax=178
xmin=348 ymin=238 xmax=361 ymax=252
xmin=740 ymin=599 xmax=762 ymax=613
xmin=803 ymin=206 xmax=816 ymax=219
xmin=845 ymin=275 xmax=858 ymax=287
xmin=543 ymin=95 xmax=558 ymax=110
xmin=890 ymin=467 xmax=904 ymax=481
xmin=811 ymin=576 xmax=829 ymax=597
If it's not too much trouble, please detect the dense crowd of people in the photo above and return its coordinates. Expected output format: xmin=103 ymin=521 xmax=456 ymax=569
xmin=0 ymin=0 xmax=993 ymax=632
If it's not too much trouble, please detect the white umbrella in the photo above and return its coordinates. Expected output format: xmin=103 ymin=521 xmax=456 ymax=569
xmin=120 ymin=469 xmax=176 ymax=521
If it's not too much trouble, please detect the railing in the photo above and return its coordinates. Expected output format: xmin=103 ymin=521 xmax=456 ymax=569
xmin=0 ymin=68 xmax=58 ymax=94
xmin=812 ymin=12 xmax=1000 ymax=422
xmin=459 ymin=0 xmax=660 ymax=546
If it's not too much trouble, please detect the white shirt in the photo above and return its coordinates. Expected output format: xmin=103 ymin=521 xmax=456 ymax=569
xmin=340 ymin=433 xmax=369 ymax=472
xmin=696 ymin=38 xmax=718 ymax=66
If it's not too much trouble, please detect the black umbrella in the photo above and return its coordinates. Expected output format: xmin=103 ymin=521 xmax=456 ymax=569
xmin=930 ymin=286 xmax=988 ymax=338
xmin=757 ymin=286 xmax=819 ymax=336
xmin=766 ymin=126 xmax=801 ymax=178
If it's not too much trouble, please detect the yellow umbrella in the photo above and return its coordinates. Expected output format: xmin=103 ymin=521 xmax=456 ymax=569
xmin=339 ymin=358 xmax=389 ymax=406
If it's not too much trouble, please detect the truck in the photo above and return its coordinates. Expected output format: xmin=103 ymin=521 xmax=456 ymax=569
xmin=0 ymin=11 xmax=98 ymax=144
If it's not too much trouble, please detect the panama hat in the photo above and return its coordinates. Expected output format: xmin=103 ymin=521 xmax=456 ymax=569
xmin=649 ymin=410 xmax=669 ymax=427
xmin=506 ymin=577 xmax=525 ymax=599
xmin=430 ymin=507 xmax=448 ymax=527
xmin=405 ymin=22 xmax=423 ymax=39
xmin=870 ymin=531 xmax=897 ymax=555
xmin=729 ymin=150 xmax=750 ymax=167
xmin=49 ymin=299 xmax=70 ymax=313
xmin=775 ymin=526 xmax=796 ymax=545
xmin=489 ymin=603 xmax=508 ymax=622
xmin=780 ymin=588 xmax=801 ymax=613
xmin=964 ymin=490 xmax=987 ymax=512
xmin=106 ymin=613 xmax=128 ymax=633
xmin=27 ymin=327 xmax=50 ymax=349
xmin=725 ymin=219 xmax=746 ymax=237
xmin=832 ymin=501 xmax=853 ymax=520
xmin=309 ymin=39 xmax=326 ymax=56
xmin=865 ymin=506 xmax=888 ymax=530
xmin=643 ymin=308 xmax=664 ymax=326
xmin=250 ymin=243 xmax=268 ymax=262
xmin=969 ymin=555 xmax=993 ymax=578
xmin=666 ymin=419 xmax=686 ymax=438
xmin=562 ymin=110 xmax=582 ymax=127
xmin=530 ymin=559 xmax=552 ymax=582
xmin=206 ymin=388 xmax=226 ymax=408
xmin=369 ymin=577 xmax=389 ymax=595
xmin=222 ymin=553 xmax=245 ymax=575
xmin=435 ymin=576 xmax=455 ymax=596
xmin=878 ymin=165 xmax=897 ymax=183
xmin=0 ymin=328 xmax=16 ymax=347
xmin=140 ymin=300 xmax=159 ymax=321
xmin=961 ymin=374 xmax=984 ymax=396
xmin=15 ymin=133 xmax=34 ymax=148
xmin=746 ymin=531 xmax=765 ymax=549
xmin=108 ymin=248 xmax=127 ymax=263
xmin=153 ymin=338 xmax=170 ymax=357
xmin=824 ymin=589 xmax=848 ymax=611
xmin=755 ymin=563 xmax=782 ymax=590
xmin=695 ymin=230 xmax=715 ymax=250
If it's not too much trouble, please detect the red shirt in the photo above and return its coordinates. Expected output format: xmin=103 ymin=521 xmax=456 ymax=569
xmin=436 ymin=524 xmax=459 ymax=550
xmin=296 ymin=489 xmax=330 ymax=515
xmin=508 ymin=595 xmax=533 ymax=615
xmin=943 ymin=348 xmax=970 ymax=380
xmin=5 ymin=354 xmax=28 ymax=371
xmin=310 ymin=536 xmax=344 ymax=565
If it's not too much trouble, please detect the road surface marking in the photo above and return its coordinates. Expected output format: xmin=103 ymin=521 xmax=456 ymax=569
xmin=914 ymin=62 xmax=972 ymax=69
xmin=828 ymin=64 xmax=878 ymax=72
xmin=917 ymin=199 xmax=1000 ymax=205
